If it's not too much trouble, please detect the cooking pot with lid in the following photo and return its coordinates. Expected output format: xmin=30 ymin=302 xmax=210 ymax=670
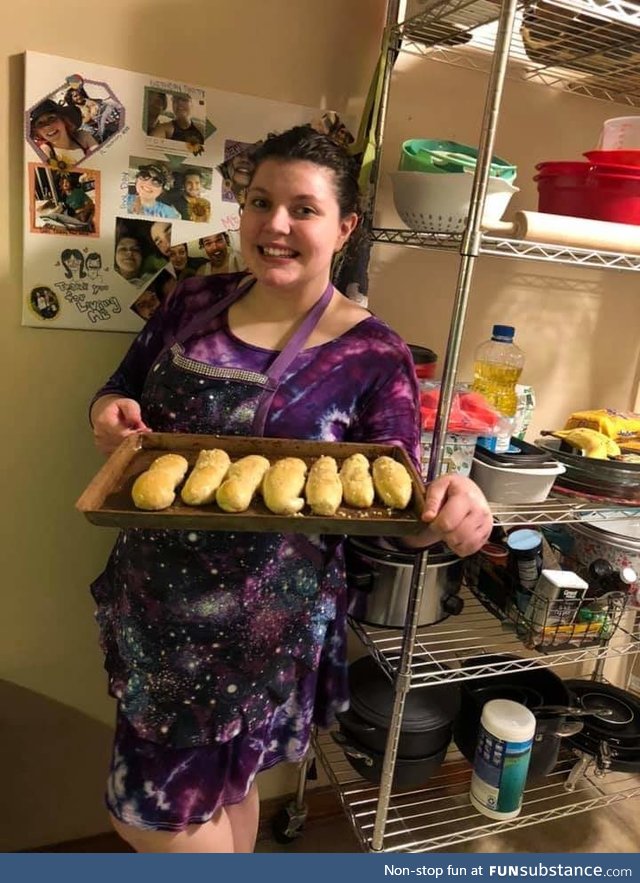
xmin=337 ymin=656 xmax=460 ymax=758
xmin=345 ymin=537 xmax=464 ymax=628
xmin=333 ymin=656 xmax=459 ymax=787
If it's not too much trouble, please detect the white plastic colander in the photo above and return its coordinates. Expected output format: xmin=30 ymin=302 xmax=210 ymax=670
xmin=390 ymin=170 xmax=518 ymax=234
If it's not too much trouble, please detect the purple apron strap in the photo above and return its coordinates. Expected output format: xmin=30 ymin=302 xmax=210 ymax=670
xmin=251 ymin=282 xmax=334 ymax=435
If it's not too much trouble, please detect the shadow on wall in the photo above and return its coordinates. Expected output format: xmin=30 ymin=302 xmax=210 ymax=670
xmin=0 ymin=680 xmax=114 ymax=852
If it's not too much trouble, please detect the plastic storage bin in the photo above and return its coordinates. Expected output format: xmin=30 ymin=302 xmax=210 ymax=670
xmin=534 ymin=161 xmax=640 ymax=224
xmin=470 ymin=457 xmax=566 ymax=503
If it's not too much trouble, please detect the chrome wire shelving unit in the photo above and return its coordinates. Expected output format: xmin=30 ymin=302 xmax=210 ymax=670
xmin=314 ymin=733 xmax=640 ymax=853
xmin=302 ymin=0 xmax=640 ymax=856
xmin=371 ymin=228 xmax=640 ymax=272
xmin=398 ymin=0 xmax=640 ymax=107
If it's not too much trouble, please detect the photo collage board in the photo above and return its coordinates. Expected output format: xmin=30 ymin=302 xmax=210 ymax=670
xmin=23 ymin=51 xmax=353 ymax=331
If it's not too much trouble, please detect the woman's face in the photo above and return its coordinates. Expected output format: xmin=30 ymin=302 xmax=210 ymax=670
xmin=64 ymin=252 xmax=82 ymax=273
xmin=240 ymin=158 xmax=356 ymax=293
xmin=151 ymin=222 xmax=172 ymax=257
xmin=135 ymin=171 xmax=163 ymax=203
xmin=34 ymin=112 xmax=68 ymax=146
xmin=229 ymin=153 xmax=253 ymax=189
xmin=169 ymin=245 xmax=188 ymax=271
xmin=115 ymin=237 xmax=143 ymax=279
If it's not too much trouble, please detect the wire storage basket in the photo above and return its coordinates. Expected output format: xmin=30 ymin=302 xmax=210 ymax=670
xmin=465 ymin=554 xmax=628 ymax=652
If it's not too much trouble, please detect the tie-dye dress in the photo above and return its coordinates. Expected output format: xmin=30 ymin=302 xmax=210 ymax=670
xmin=90 ymin=272 xmax=421 ymax=829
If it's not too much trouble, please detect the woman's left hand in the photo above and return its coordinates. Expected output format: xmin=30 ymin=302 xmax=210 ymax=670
xmin=410 ymin=474 xmax=493 ymax=557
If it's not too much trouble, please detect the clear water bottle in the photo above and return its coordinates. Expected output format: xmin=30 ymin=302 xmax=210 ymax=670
xmin=473 ymin=325 xmax=525 ymax=452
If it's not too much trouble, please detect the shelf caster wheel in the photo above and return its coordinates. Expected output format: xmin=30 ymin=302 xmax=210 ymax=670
xmin=271 ymin=801 xmax=308 ymax=844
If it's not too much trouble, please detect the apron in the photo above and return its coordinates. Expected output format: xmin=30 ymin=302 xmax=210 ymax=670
xmin=143 ymin=277 xmax=334 ymax=438
xmin=94 ymin=278 xmax=345 ymax=748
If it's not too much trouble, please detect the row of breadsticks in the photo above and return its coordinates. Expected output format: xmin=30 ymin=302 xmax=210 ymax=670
xmin=131 ymin=450 xmax=414 ymax=515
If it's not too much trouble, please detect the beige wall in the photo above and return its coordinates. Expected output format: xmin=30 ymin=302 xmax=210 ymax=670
xmin=2 ymin=2 xmax=639 ymax=853
xmin=0 ymin=0 xmax=385 ymax=851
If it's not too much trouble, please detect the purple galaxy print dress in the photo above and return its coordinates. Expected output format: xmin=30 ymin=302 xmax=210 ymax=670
xmin=91 ymin=273 xmax=420 ymax=829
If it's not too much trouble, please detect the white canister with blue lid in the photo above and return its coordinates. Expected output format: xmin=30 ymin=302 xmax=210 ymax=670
xmin=469 ymin=698 xmax=535 ymax=820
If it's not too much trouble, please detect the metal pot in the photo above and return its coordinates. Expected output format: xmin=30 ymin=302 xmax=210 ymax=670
xmin=331 ymin=731 xmax=448 ymax=789
xmin=337 ymin=656 xmax=460 ymax=758
xmin=345 ymin=537 xmax=464 ymax=628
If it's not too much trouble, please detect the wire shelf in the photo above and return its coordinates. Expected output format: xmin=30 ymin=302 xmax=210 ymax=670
xmin=397 ymin=0 xmax=640 ymax=107
xmin=371 ymin=228 xmax=640 ymax=272
xmin=314 ymin=732 xmax=640 ymax=853
xmin=489 ymin=496 xmax=640 ymax=525
xmin=348 ymin=587 xmax=640 ymax=686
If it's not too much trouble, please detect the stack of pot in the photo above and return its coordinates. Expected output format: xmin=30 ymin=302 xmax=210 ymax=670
xmin=333 ymin=656 xmax=460 ymax=789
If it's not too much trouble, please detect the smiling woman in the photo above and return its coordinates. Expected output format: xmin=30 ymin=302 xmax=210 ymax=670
xmin=29 ymin=98 xmax=98 ymax=168
xmin=88 ymin=124 xmax=493 ymax=855
xmin=126 ymin=162 xmax=180 ymax=219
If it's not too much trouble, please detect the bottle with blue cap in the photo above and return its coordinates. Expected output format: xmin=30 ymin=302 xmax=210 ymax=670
xmin=472 ymin=324 xmax=525 ymax=453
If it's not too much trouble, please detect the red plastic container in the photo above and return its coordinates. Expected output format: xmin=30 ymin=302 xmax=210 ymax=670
xmin=534 ymin=161 xmax=640 ymax=224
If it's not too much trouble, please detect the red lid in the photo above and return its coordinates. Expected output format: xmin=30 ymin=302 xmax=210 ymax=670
xmin=584 ymin=150 xmax=640 ymax=168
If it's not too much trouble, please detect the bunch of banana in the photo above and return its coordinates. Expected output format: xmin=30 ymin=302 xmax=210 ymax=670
xmin=542 ymin=428 xmax=620 ymax=460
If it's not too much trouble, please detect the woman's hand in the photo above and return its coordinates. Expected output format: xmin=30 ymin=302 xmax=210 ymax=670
xmin=406 ymin=474 xmax=493 ymax=557
xmin=90 ymin=394 xmax=150 ymax=456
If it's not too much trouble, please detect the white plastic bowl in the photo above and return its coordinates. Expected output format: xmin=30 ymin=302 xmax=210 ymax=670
xmin=390 ymin=170 xmax=518 ymax=233
xmin=470 ymin=457 xmax=566 ymax=504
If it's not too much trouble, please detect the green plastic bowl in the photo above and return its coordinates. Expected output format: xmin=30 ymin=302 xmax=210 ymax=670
xmin=400 ymin=139 xmax=517 ymax=183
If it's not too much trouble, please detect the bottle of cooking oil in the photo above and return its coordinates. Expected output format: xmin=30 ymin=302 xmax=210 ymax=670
xmin=473 ymin=325 xmax=524 ymax=452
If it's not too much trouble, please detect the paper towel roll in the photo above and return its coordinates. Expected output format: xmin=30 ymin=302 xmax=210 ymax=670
xmin=482 ymin=211 xmax=640 ymax=255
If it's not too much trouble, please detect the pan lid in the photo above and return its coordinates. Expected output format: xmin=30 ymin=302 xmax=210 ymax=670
xmin=565 ymin=679 xmax=640 ymax=742
xmin=347 ymin=656 xmax=460 ymax=733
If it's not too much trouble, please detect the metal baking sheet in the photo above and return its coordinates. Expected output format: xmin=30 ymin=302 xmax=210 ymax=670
xmin=76 ymin=432 xmax=426 ymax=536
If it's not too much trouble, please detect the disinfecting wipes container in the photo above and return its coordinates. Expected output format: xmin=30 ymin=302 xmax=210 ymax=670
xmin=469 ymin=699 xmax=535 ymax=820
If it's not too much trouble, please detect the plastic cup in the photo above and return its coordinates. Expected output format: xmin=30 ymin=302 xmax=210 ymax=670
xmin=598 ymin=116 xmax=640 ymax=150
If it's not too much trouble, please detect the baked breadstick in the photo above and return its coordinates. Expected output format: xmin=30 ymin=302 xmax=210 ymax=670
xmin=372 ymin=455 xmax=413 ymax=510
xmin=131 ymin=454 xmax=189 ymax=510
xmin=181 ymin=449 xmax=231 ymax=506
xmin=215 ymin=455 xmax=270 ymax=513
xmin=339 ymin=453 xmax=375 ymax=508
xmin=305 ymin=456 xmax=343 ymax=516
xmin=263 ymin=457 xmax=308 ymax=515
